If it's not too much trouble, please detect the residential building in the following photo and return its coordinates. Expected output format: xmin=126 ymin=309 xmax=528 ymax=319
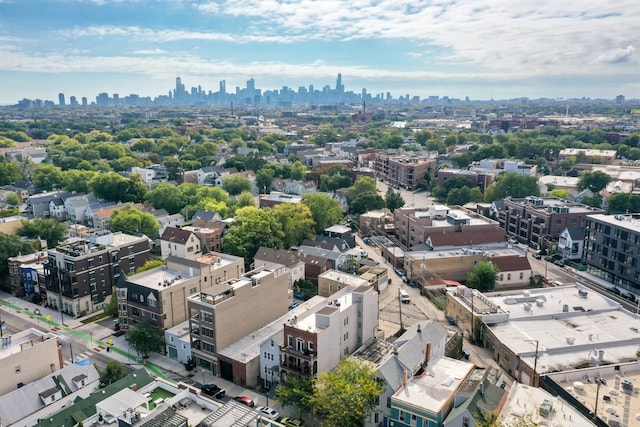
xmin=159 ymin=226 xmax=200 ymax=259
xmin=503 ymin=196 xmax=603 ymax=251
xmin=25 ymin=191 xmax=71 ymax=218
xmin=0 ymin=362 xmax=100 ymax=427
xmin=0 ymin=328 xmax=62 ymax=396
xmin=317 ymin=269 xmax=368 ymax=297
xmin=182 ymin=225 xmax=224 ymax=253
xmin=21 ymin=259 xmax=47 ymax=298
xmin=355 ymin=320 xmax=459 ymax=427
xmin=558 ymin=148 xmax=617 ymax=164
xmin=359 ymin=209 xmax=393 ymax=236
xmin=64 ymin=193 xmax=98 ymax=223
xmin=374 ymin=152 xmax=436 ymax=190
xmin=259 ymin=192 xmax=302 ymax=208
xmin=558 ymin=227 xmax=585 ymax=260
xmin=253 ymin=247 xmax=305 ymax=289
xmin=443 ymin=371 xmax=507 ymax=427
xmin=474 ymin=159 xmax=537 ymax=176
xmin=437 ymin=169 xmax=497 ymax=193
xmin=295 ymin=245 xmax=342 ymax=285
xmin=279 ymin=285 xmax=378 ymax=381
xmin=188 ymin=266 xmax=289 ymax=381
xmin=156 ymin=212 xmax=186 ymax=235
xmin=85 ymin=202 xmax=144 ymax=230
xmin=323 ymin=224 xmax=356 ymax=249
xmin=117 ymin=252 xmax=244 ymax=331
xmin=219 ymin=296 xmax=326 ymax=388
xmin=45 ymin=232 xmax=151 ymax=316
xmin=7 ymin=251 xmax=48 ymax=296
xmin=584 ymin=213 xmax=640 ymax=296
xmin=394 ymin=205 xmax=504 ymax=250
xmin=165 ymin=321 xmax=192 ymax=364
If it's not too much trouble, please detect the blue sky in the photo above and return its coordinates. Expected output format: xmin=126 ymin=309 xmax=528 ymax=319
xmin=1 ymin=0 xmax=639 ymax=104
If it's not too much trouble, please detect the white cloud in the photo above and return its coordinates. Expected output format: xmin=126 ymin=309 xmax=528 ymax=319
xmin=597 ymin=45 xmax=635 ymax=63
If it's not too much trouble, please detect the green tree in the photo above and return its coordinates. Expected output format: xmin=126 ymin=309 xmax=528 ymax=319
xmin=301 ymin=193 xmax=343 ymax=234
xmin=103 ymin=290 xmax=118 ymax=318
xmin=577 ymin=170 xmax=611 ymax=192
xmin=385 ymin=188 xmax=405 ymax=212
xmin=223 ymin=207 xmax=285 ymax=266
xmin=348 ymin=176 xmax=385 ymax=215
xmin=89 ymin=173 xmax=146 ymax=203
xmin=18 ymin=219 xmax=68 ymax=248
xmin=126 ymin=318 xmax=164 ymax=357
xmin=110 ymin=205 xmax=160 ymax=237
xmin=549 ymin=189 xmax=569 ymax=199
xmin=256 ymin=168 xmax=275 ymax=193
xmin=607 ymin=193 xmax=640 ymax=214
xmin=0 ymin=232 xmax=34 ymax=276
xmin=467 ymin=261 xmax=500 ymax=292
xmin=293 ymin=278 xmax=317 ymax=300
xmin=308 ymin=358 xmax=384 ymax=427
xmin=447 ymin=186 xmax=472 ymax=205
xmin=289 ymin=161 xmax=307 ymax=181
xmin=0 ymin=158 xmax=21 ymax=185
xmin=235 ymin=191 xmax=256 ymax=209
xmin=4 ymin=193 xmax=20 ymax=206
xmin=145 ymin=183 xmax=186 ymax=214
xmin=99 ymin=359 xmax=127 ymax=388
xmin=274 ymin=203 xmax=316 ymax=248
xmin=492 ymin=173 xmax=540 ymax=199
xmin=222 ymin=176 xmax=252 ymax=196
xmin=32 ymin=164 xmax=64 ymax=191
xmin=469 ymin=187 xmax=483 ymax=202
xmin=451 ymin=153 xmax=473 ymax=169
xmin=275 ymin=374 xmax=314 ymax=415
xmin=135 ymin=259 xmax=166 ymax=274
xmin=61 ymin=169 xmax=98 ymax=193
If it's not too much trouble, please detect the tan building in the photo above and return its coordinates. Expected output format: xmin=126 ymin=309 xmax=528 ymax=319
xmin=317 ymin=269 xmax=368 ymax=297
xmin=0 ymin=215 xmax=26 ymax=235
xmin=116 ymin=252 xmax=245 ymax=331
xmin=374 ymin=153 xmax=436 ymax=190
xmin=0 ymin=328 xmax=62 ymax=395
xmin=159 ymin=227 xmax=200 ymax=259
xmin=558 ymin=148 xmax=617 ymax=164
xmin=188 ymin=266 xmax=290 ymax=381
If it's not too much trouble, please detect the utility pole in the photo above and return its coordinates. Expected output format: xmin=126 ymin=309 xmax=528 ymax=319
xmin=525 ymin=339 xmax=540 ymax=386
xmin=398 ymin=288 xmax=404 ymax=330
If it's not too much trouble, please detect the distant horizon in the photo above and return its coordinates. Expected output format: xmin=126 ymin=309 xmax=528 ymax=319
xmin=1 ymin=1 xmax=639 ymax=105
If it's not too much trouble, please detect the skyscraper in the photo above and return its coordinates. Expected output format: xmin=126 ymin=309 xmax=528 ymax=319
xmin=58 ymin=93 xmax=65 ymax=106
xmin=336 ymin=73 xmax=344 ymax=95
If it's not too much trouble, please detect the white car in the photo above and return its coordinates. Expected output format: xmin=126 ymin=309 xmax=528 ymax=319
xmin=256 ymin=406 xmax=280 ymax=420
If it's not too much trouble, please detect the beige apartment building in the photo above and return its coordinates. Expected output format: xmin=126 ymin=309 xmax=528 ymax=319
xmin=116 ymin=252 xmax=244 ymax=331
xmin=0 ymin=328 xmax=62 ymax=395
xmin=188 ymin=266 xmax=290 ymax=381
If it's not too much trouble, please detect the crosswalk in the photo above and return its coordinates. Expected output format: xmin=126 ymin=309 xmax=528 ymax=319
xmin=63 ymin=350 xmax=95 ymax=366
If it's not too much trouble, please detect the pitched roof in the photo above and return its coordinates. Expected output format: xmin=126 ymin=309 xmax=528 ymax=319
xmin=566 ymin=227 xmax=586 ymax=240
xmin=253 ymin=247 xmax=303 ymax=267
xmin=160 ymin=226 xmax=194 ymax=244
xmin=489 ymin=255 xmax=531 ymax=273
xmin=427 ymin=228 xmax=506 ymax=248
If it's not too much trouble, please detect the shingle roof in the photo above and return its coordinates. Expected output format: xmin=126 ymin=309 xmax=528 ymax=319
xmin=160 ymin=226 xmax=194 ymax=244
xmin=489 ymin=255 xmax=531 ymax=273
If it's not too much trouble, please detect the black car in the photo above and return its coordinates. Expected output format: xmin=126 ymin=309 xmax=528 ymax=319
xmin=201 ymin=383 xmax=226 ymax=399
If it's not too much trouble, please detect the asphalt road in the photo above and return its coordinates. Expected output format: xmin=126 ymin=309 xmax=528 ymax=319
xmin=376 ymin=180 xmax=435 ymax=209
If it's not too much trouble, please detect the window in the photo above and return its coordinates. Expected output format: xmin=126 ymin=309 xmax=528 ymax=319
xmin=15 ymin=365 xmax=21 ymax=374
xmin=308 ymin=341 xmax=314 ymax=352
xmin=343 ymin=332 xmax=348 ymax=341
xmin=190 ymin=287 xmax=197 ymax=295
xmin=202 ymin=312 xmax=213 ymax=323
xmin=87 ymin=258 xmax=94 ymax=267
xmin=344 ymin=317 xmax=349 ymax=326
xmin=288 ymin=335 xmax=293 ymax=348
xmin=296 ymin=338 xmax=304 ymax=352
xmin=149 ymin=299 xmax=157 ymax=307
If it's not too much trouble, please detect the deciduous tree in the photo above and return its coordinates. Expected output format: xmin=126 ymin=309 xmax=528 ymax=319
xmin=308 ymin=358 xmax=384 ymax=427
xmin=32 ymin=164 xmax=64 ymax=191
xmin=0 ymin=232 xmax=34 ymax=276
xmin=274 ymin=203 xmax=316 ymax=248
xmin=466 ymin=261 xmax=500 ymax=292
xmin=302 ymin=193 xmax=343 ymax=234
xmin=222 ymin=176 xmax=252 ymax=196
xmin=385 ymin=188 xmax=405 ymax=212
xmin=110 ymin=205 xmax=159 ymax=237
xmin=19 ymin=219 xmax=68 ymax=248
xmin=145 ymin=183 xmax=186 ymax=214
xmin=223 ymin=207 xmax=285 ymax=266
xmin=577 ymin=170 xmax=611 ymax=193
xmin=126 ymin=318 xmax=164 ymax=357
xmin=99 ymin=360 xmax=127 ymax=388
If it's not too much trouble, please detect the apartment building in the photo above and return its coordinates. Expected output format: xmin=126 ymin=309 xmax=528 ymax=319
xmin=394 ymin=205 xmax=504 ymax=249
xmin=584 ymin=213 xmax=640 ymax=296
xmin=0 ymin=328 xmax=62 ymax=395
xmin=117 ymin=252 xmax=245 ymax=331
xmin=279 ymin=285 xmax=378 ymax=381
xmin=503 ymin=197 xmax=603 ymax=251
xmin=7 ymin=251 xmax=48 ymax=296
xmin=374 ymin=153 xmax=436 ymax=190
xmin=558 ymin=148 xmax=617 ymax=164
xmin=44 ymin=232 xmax=150 ymax=316
xmin=187 ymin=266 xmax=289 ymax=380
xmin=436 ymin=168 xmax=498 ymax=193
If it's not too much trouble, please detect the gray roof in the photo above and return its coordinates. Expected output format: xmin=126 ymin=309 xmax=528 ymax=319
xmin=296 ymin=245 xmax=341 ymax=261
xmin=444 ymin=373 xmax=506 ymax=426
xmin=200 ymin=400 xmax=259 ymax=427
xmin=0 ymin=362 xmax=100 ymax=426
xmin=566 ymin=226 xmax=586 ymax=240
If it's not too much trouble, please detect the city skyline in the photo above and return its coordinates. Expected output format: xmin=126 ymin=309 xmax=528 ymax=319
xmin=1 ymin=0 xmax=639 ymax=105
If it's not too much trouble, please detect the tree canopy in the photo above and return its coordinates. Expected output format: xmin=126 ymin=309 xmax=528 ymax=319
xmin=273 ymin=203 xmax=316 ymax=249
xmin=466 ymin=261 xmax=500 ymax=292
xmin=490 ymin=172 xmax=540 ymax=200
xmin=577 ymin=170 xmax=611 ymax=192
xmin=222 ymin=175 xmax=252 ymax=196
xmin=99 ymin=359 xmax=127 ymax=388
xmin=301 ymin=193 xmax=343 ymax=234
xmin=144 ymin=183 xmax=186 ymax=214
xmin=18 ymin=219 xmax=68 ymax=248
xmin=308 ymin=358 xmax=384 ymax=427
xmin=385 ymin=188 xmax=405 ymax=212
xmin=0 ymin=232 xmax=34 ymax=276
xmin=348 ymin=176 xmax=385 ymax=215
xmin=126 ymin=318 xmax=164 ymax=357
xmin=223 ymin=206 xmax=285 ymax=266
xmin=110 ymin=205 xmax=160 ymax=237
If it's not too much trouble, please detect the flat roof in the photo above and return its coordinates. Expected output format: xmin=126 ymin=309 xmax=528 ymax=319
xmin=588 ymin=213 xmax=640 ymax=233
xmin=545 ymin=362 xmax=640 ymax=425
xmin=483 ymin=285 xmax=640 ymax=374
xmin=217 ymin=296 xmax=326 ymax=361
xmin=126 ymin=267 xmax=194 ymax=290
xmin=405 ymin=246 xmax=521 ymax=261
xmin=497 ymin=383 xmax=594 ymax=426
xmin=393 ymin=357 xmax=474 ymax=412
xmin=289 ymin=287 xmax=357 ymax=333
xmin=318 ymin=270 xmax=368 ymax=287
xmin=0 ymin=328 xmax=57 ymax=360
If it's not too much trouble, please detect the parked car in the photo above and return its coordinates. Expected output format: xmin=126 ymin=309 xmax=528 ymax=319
xmin=201 ymin=383 xmax=225 ymax=399
xmin=289 ymin=301 xmax=299 ymax=310
xmin=553 ymin=259 xmax=565 ymax=267
xmin=233 ymin=396 xmax=255 ymax=407
xmin=280 ymin=417 xmax=306 ymax=427
xmin=532 ymin=252 xmax=542 ymax=260
xmin=256 ymin=406 xmax=280 ymax=420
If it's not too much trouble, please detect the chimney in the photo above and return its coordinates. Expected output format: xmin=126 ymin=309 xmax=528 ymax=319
xmin=425 ymin=343 xmax=432 ymax=364
xmin=403 ymin=370 xmax=408 ymax=386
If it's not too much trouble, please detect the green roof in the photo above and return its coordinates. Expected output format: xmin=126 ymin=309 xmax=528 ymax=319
xmin=34 ymin=368 xmax=154 ymax=427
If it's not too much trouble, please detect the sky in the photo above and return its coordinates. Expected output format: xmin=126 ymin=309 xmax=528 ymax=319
xmin=1 ymin=0 xmax=639 ymax=105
